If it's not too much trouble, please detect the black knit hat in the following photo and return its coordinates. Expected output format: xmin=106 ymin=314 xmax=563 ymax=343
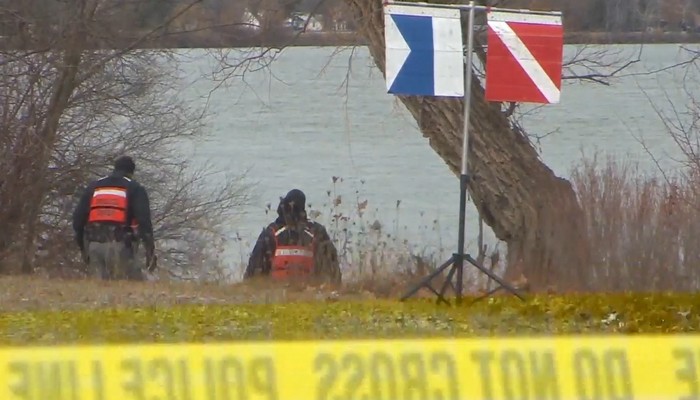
xmin=114 ymin=156 xmax=136 ymax=174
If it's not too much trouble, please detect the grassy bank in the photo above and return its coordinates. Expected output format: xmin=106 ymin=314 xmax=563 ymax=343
xmin=0 ymin=275 xmax=696 ymax=345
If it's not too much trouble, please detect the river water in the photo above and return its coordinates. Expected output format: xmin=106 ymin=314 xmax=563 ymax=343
xmin=170 ymin=44 xmax=695 ymax=278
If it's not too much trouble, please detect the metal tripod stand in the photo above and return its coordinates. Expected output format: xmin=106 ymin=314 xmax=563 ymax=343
xmin=399 ymin=175 xmax=526 ymax=305
xmin=398 ymin=1 xmax=525 ymax=305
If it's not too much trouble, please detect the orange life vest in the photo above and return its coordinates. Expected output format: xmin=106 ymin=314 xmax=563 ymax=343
xmin=87 ymin=185 xmax=136 ymax=228
xmin=270 ymin=225 xmax=315 ymax=279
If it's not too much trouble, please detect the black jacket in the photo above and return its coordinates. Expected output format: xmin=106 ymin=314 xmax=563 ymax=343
xmin=72 ymin=172 xmax=154 ymax=251
xmin=244 ymin=209 xmax=341 ymax=284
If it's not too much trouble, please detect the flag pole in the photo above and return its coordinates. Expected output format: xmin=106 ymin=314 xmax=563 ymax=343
xmin=454 ymin=0 xmax=476 ymax=304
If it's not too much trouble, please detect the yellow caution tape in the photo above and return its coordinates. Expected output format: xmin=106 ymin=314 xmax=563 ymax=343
xmin=0 ymin=334 xmax=698 ymax=399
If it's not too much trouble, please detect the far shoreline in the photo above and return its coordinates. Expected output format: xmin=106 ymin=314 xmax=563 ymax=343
xmin=135 ymin=30 xmax=700 ymax=49
xmin=2 ymin=31 xmax=699 ymax=51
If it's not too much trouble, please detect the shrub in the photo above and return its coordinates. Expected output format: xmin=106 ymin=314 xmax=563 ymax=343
xmin=571 ymin=152 xmax=700 ymax=291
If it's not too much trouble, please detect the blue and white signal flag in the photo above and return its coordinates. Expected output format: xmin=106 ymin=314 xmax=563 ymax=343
xmin=384 ymin=4 xmax=465 ymax=97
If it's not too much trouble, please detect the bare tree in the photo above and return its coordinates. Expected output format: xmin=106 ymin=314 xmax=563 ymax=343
xmin=0 ymin=0 xmax=256 ymax=280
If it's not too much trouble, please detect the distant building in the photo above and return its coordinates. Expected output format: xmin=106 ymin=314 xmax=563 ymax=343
xmin=330 ymin=18 xmax=349 ymax=32
xmin=326 ymin=5 xmax=352 ymax=32
xmin=289 ymin=13 xmax=324 ymax=32
xmin=241 ymin=9 xmax=262 ymax=31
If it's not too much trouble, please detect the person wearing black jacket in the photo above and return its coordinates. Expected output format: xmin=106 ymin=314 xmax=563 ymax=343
xmin=72 ymin=156 xmax=156 ymax=280
xmin=244 ymin=189 xmax=341 ymax=285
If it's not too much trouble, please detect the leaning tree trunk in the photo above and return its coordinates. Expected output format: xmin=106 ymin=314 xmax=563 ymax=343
xmin=344 ymin=0 xmax=592 ymax=291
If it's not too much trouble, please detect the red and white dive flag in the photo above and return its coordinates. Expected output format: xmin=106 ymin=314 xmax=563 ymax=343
xmin=485 ymin=11 xmax=564 ymax=104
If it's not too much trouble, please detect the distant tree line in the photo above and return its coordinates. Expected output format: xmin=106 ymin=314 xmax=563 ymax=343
xmin=1 ymin=0 xmax=698 ymax=42
xmin=126 ymin=0 xmax=700 ymax=33
xmin=498 ymin=0 xmax=699 ymax=32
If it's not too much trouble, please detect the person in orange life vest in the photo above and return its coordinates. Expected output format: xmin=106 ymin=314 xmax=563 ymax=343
xmin=72 ymin=156 xmax=156 ymax=280
xmin=244 ymin=189 xmax=341 ymax=285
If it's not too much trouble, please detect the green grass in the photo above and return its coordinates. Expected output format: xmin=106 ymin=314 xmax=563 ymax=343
xmin=1 ymin=293 xmax=697 ymax=346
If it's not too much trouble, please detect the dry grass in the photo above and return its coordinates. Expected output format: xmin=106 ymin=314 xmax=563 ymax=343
xmin=571 ymin=153 xmax=700 ymax=291
xmin=0 ymin=275 xmax=357 ymax=313
xmin=0 ymin=272 xmax=480 ymax=313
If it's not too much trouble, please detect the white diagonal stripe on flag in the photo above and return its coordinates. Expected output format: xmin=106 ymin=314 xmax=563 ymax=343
xmin=488 ymin=20 xmax=560 ymax=104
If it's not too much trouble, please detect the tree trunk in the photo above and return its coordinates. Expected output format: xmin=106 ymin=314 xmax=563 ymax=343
xmin=344 ymin=0 xmax=592 ymax=291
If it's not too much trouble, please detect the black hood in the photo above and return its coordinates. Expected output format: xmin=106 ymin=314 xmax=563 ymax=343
xmin=275 ymin=189 xmax=306 ymax=224
xmin=114 ymin=155 xmax=135 ymax=175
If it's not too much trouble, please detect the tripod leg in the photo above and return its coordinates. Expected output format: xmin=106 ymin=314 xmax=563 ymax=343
xmin=470 ymin=286 xmax=505 ymax=304
xmin=464 ymin=254 xmax=525 ymax=301
xmin=425 ymin=285 xmax=443 ymax=298
xmin=400 ymin=256 xmax=455 ymax=301
xmin=436 ymin=263 xmax=459 ymax=305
